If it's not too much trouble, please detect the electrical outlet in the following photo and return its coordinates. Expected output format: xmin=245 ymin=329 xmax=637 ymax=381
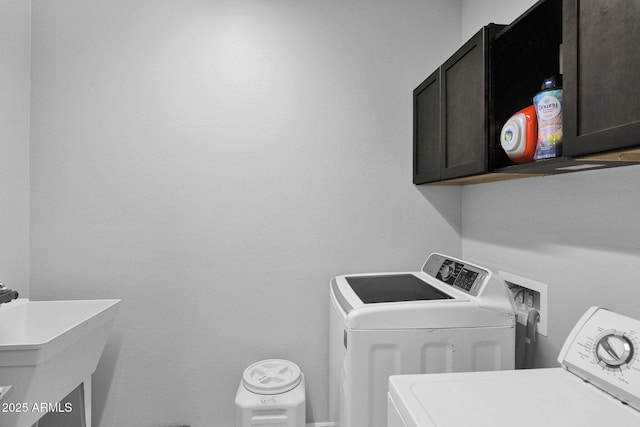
xmin=499 ymin=271 xmax=548 ymax=337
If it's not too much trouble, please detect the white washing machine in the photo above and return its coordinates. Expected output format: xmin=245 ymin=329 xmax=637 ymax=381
xmin=329 ymin=253 xmax=516 ymax=427
xmin=388 ymin=306 xmax=640 ymax=427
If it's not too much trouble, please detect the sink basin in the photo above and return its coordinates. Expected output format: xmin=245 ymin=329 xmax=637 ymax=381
xmin=0 ymin=299 xmax=120 ymax=427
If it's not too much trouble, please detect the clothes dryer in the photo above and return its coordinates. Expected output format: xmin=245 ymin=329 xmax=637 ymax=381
xmin=329 ymin=253 xmax=516 ymax=427
xmin=388 ymin=307 xmax=640 ymax=427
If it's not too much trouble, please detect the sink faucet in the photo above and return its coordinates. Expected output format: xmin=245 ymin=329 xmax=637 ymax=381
xmin=0 ymin=386 xmax=12 ymax=403
xmin=0 ymin=282 xmax=19 ymax=305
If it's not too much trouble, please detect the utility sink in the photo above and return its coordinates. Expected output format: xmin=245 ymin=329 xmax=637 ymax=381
xmin=0 ymin=299 xmax=120 ymax=427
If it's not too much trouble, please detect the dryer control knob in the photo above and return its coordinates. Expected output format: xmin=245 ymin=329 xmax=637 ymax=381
xmin=596 ymin=333 xmax=634 ymax=368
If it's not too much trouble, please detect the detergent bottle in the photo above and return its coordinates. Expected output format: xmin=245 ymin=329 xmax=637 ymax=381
xmin=533 ymin=75 xmax=563 ymax=160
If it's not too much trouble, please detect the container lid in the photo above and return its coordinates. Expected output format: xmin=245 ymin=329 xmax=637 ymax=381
xmin=541 ymin=74 xmax=562 ymax=90
xmin=500 ymin=115 xmax=524 ymax=155
xmin=242 ymin=359 xmax=302 ymax=395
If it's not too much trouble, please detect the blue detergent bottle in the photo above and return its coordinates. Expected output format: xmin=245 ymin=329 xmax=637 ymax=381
xmin=533 ymin=75 xmax=563 ymax=160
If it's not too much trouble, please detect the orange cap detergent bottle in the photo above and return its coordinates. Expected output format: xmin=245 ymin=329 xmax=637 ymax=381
xmin=500 ymin=105 xmax=537 ymax=164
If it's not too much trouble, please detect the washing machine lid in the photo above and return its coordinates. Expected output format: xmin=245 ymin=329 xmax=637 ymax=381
xmin=345 ymin=274 xmax=452 ymax=303
xmin=388 ymin=368 xmax=640 ymax=427
xmin=242 ymin=359 xmax=302 ymax=395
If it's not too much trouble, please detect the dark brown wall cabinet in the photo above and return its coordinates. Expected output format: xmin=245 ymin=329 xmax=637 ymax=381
xmin=413 ymin=25 xmax=504 ymax=184
xmin=414 ymin=0 xmax=640 ymax=185
xmin=563 ymin=0 xmax=640 ymax=157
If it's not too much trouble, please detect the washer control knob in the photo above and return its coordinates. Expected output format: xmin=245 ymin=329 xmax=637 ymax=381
xmin=596 ymin=333 xmax=634 ymax=368
xmin=440 ymin=264 xmax=455 ymax=281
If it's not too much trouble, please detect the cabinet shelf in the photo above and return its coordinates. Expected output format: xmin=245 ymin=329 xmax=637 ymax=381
xmin=429 ymin=148 xmax=640 ymax=186
xmin=497 ymin=155 xmax=640 ymax=176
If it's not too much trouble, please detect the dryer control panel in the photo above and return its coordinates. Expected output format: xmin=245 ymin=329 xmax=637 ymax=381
xmin=560 ymin=307 xmax=640 ymax=411
xmin=422 ymin=254 xmax=489 ymax=297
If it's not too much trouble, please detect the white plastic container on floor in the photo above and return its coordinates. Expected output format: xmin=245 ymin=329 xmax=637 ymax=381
xmin=235 ymin=359 xmax=305 ymax=427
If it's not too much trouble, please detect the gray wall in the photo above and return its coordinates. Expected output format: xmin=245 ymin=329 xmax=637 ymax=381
xmin=0 ymin=0 xmax=30 ymax=298
xmin=29 ymin=1 xmax=463 ymax=425
xmin=460 ymin=0 xmax=640 ymax=367
xmin=461 ymin=0 xmax=537 ymax=40
xmin=462 ymin=167 xmax=640 ymax=367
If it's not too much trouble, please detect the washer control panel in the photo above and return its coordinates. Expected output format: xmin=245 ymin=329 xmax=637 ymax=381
xmin=560 ymin=307 xmax=640 ymax=410
xmin=422 ymin=254 xmax=488 ymax=297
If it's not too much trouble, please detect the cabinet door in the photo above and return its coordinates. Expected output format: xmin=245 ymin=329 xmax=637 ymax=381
xmin=413 ymin=69 xmax=441 ymax=184
xmin=563 ymin=0 xmax=640 ymax=156
xmin=440 ymin=29 xmax=488 ymax=180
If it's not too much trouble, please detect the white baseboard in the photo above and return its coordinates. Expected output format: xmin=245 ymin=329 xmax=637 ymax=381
xmin=306 ymin=423 xmax=336 ymax=427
